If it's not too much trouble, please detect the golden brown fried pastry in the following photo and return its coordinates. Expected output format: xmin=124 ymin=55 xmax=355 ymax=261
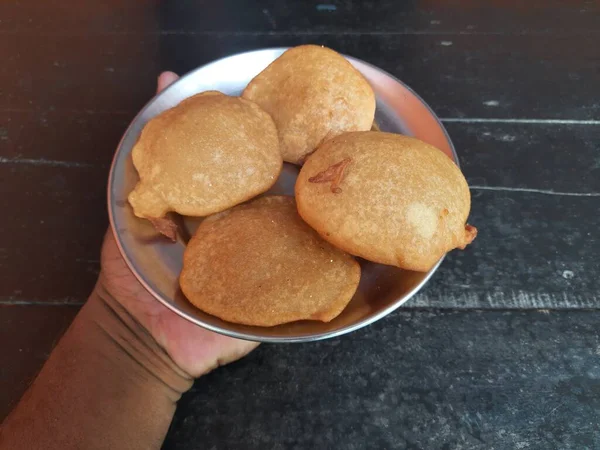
xmin=295 ymin=132 xmax=477 ymax=272
xmin=180 ymin=196 xmax=361 ymax=327
xmin=128 ymin=91 xmax=282 ymax=239
xmin=242 ymin=45 xmax=376 ymax=165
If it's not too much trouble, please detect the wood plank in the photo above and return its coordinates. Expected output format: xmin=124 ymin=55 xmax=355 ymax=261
xmin=450 ymin=122 xmax=600 ymax=194
xmin=3 ymin=308 xmax=599 ymax=447
xmin=416 ymin=189 xmax=600 ymax=309
xmin=0 ymin=110 xmax=129 ymax=167
xmin=4 ymin=114 xmax=599 ymax=195
xmin=0 ymin=0 xmax=157 ymax=34
xmin=1 ymin=0 xmax=598 ymax=34
xmin=0 ymin=33 xmax=158 ymax=113
xmin=165 ymin=310 xmax=600 ymax=449
xmin=0 ymin=305 xmax=80 ymax=420
xmin=159 ymin=1 xmax=600 ymax=35
xmin=159 ymin=33 xmax=600 ymax=121
xmin=1 ymin=162 xmax=598 ymax=309
xmin=2 ymin=33 xmax=598 ymax=119
xmin=0 ymin=165 xmax=106 ymax=303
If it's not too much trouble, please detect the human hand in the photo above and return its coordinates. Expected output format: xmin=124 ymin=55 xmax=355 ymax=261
xmin=98 ymin=72 xmax=258 ymax=377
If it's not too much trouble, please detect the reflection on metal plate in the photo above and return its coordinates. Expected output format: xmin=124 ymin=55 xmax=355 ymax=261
xmin=107 ymin=48 xmax=458 ymax=343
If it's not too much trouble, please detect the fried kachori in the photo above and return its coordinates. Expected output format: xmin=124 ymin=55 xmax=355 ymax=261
xmin=295 ymin=132 xmax=477 ymax=272
xmin=242 ymin=45 xmax=376 ymax=165
xmin=128 ymin=91 xmax=282 ymax=240
xmin=179 ymin=196 xmax=361 ymax=327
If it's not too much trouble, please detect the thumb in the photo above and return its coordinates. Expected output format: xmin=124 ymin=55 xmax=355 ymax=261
xmin=157 ymin=71 xmax=180 ymax=94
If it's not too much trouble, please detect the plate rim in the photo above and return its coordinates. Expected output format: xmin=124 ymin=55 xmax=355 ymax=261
xmin=107 ymin=47 xmax=456 ymax=343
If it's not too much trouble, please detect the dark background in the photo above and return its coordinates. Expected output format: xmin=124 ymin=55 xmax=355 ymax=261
xmin=1 ymin=1 xmax=599 ymax=448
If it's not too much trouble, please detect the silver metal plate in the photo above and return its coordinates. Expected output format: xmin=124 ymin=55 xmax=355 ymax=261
xmin=107 ymin=48 xmax=458 ymax=343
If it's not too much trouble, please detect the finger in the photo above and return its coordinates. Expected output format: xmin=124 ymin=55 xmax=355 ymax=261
xmin=156 ymin=71 xmax=180 ymax=94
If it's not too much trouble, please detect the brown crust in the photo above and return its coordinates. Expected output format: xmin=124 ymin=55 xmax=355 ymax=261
xmin=459 ymin=224 xmax=478 ymax=249
xmin=179 ymin=196 xmax=361 ymax=327
xmin=241 ymin=45 xmax=376 ymax=164
xmin=296 ymin=132 xmax=476 ymax=272
xmin=149 ymin=217 xmax=178 ymax=242
xmin=308 ymin=158 xmax=352 ymax=194
xmin=127 ymin=91 xmax=282 ymax=220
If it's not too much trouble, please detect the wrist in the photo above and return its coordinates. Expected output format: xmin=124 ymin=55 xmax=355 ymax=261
xmin=2 ymin=288 xmax=194 ymax=450
xmin=84 ymin=289 xmax=194 ymax=399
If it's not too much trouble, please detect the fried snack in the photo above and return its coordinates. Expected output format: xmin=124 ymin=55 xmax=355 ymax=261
xmin=242 ymin=45 xmax=376 ymax=165
xmin=180 ymin=196 xmax=361 ymax=326
xmin=295 ymin=132 xmax=477 ymax=272
xmin=128 ymin=91 xmax=282 ymax=240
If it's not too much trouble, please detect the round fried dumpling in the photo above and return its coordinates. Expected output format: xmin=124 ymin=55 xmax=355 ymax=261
xmin=128 ymin=91 xmax=282 ymax=239
xmin=295 ymin=132 xmax=477 ymax=272
xmin=242 ymin=45 xmax=376 ymax=165
xmin=180 ymin=196 xmax=361 ymax=327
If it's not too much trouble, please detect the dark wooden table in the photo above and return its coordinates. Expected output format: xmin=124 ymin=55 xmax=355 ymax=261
xmin=2 ymin=1 xmax=599 ymax=448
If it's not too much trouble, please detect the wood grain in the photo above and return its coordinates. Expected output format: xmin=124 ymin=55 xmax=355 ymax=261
xmin=1 ymin=163 xmax=598 ymax=310
xmin=161 ymin=33 xmax=600 ymax=121
xmin=165 ymin=309 xmax=600 ymax=449
xmin=417 ymin=189 xmax=600 ymax=309
xmin=1 ymin=0 xmax=598 ymax=34
xmin=450 ymin=122 xmax=600 ymax=194
xmin=4 ymin=306 xmax=599 ymax=450
xmin=4 ymin=116 xmax=599 ymax=194
xmin=2 ymin=33 xmax=599 ymax=120
xmin=2 ymin=1 xmax=600 ymax=448
xmin=0 ymin=110 xmax=128 ymax=167
xmin=0 ymin=33 xmax=158 ymax=113
xmin=4 ymin=23 xmax=598 ymax=308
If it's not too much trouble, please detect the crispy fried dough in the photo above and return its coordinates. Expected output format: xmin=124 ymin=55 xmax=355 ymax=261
xmin=242 ymin=45 xmax=376 ymax=165
xmin=128 ymin=91 xmax=282 ymax=239
xmin=296 ymin=132 xmax=477 ymax=272
xmin=180 ymin=196 xmax=361 ymax=326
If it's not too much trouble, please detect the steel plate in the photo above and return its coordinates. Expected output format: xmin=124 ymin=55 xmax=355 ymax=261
xmin=107 ymin=48 xmax=458 ymax=343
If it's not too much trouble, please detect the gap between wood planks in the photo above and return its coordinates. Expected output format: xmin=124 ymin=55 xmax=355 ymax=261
xmin=441 ymin=118 xmax=600 ymax=125
xmin=2 ymin=117 xmax=599 ymax=196
xmin=0 ymin=157 xmax=597 ymax=197
xmin=468 ymin=186 xmax=600 ymax=197
xmin=3 ymin=290 xmax=600 ymax=310
xmin=0 ymin=300 xmax=84 ymax=306
xmin=1 ymin=162 xmax=599 ymax=198
xmin=4 ymin=109 xmax=599 ymax=124
xmin=408 ymin=290 xmax=600 ymax=310
xmin=0 ymin=156 xmax=96 ymax=169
